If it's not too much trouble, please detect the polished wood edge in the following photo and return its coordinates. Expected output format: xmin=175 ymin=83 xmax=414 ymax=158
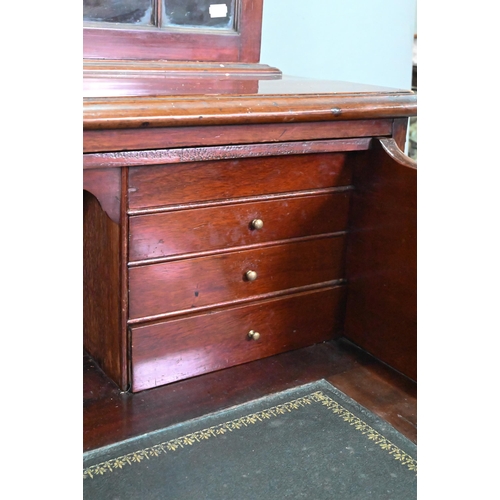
xmin=83 ymin=59 xmax=282 ymax=78
xmin=83 ymin=138 xmax=371 ymax=169
xmin=83 ymin=93 xmax=417 ymax=130
xmin=120 ymin=168 xmax=130 ymax=391
xmin=379 ymin=137 xmax=417 ymax=169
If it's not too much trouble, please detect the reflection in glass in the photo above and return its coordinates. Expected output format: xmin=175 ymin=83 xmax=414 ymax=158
xmin=83 ymin=0 xmax=153 ymax=25
xmin=162 ymin=0 xmax=235 ymax=30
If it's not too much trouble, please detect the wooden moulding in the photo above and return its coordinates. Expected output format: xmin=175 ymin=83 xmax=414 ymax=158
xmin=83 ymin=60 xmax=282 ymax=101
xmin=83 ymin=138 xmax=371 ymax=169
xmin=83 ymin=93 xmax=417 ymax=130
xmin=83 ymin=60 xmax=282 ymax=79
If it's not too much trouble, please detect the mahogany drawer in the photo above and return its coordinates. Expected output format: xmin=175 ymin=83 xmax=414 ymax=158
xmin=130 ymin=286 xmax=346 ymax=391
xmin=128 ymin=153 xmax=352 ymax=210
xmin=129 ymin=191 xmax=351 ymax=262
xmin=129 ymin=235 xmax=345 ymax=320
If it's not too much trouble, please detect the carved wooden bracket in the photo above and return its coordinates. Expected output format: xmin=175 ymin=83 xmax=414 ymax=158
xmin=83 ymin=168 xmax=121 ymax=224
xmin=379 ymin=137 xmax=417 ymax=170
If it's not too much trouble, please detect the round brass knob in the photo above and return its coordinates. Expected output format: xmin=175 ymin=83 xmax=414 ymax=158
xmin=245 ymin=270 xmax=258 ymax=281
xmin=248 ymin=330 xmax=261 ymax=340
xmin=251 ymin=219 xmax=264 ymax=230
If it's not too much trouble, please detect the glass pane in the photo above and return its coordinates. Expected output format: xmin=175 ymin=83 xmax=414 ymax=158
xmin=162 ymin=0 xmax=235 ymax=30
xmin=83 ymin=0 xmax=153 ymax=25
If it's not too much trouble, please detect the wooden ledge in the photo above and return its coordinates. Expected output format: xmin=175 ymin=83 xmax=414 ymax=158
xmin=84 ymin=59 xmax=282 ymax=79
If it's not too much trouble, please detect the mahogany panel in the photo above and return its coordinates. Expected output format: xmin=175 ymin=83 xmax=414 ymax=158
xmin=128 ymin=153 xmax=352 ymax=210
xmin=84 ymin=28 xmax=239 ymax=62
xmin=83 ymin=120 xmax=393 ymax=153
xmin=344 ymin=138 xmax=416 ymax=380
xmin=83 ymin=191 xmax=123 ymax=386
xmin=130 ymin=286 xmax=346 ymax=391
xmin=128 ymin=235 xmax=345 ymax=320
xmin=129 ymin=191 xmax=351 ymax=262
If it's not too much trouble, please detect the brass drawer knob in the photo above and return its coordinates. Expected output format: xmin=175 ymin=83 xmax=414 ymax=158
xmin=245 ymin=270 xmax=258 ymax=281
xmin=251 ymin=219 xmax=264 ymax=230
xmin=248 ymin=330 xmax=261 ymax=340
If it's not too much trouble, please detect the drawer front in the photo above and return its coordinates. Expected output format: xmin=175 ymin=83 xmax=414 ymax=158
xmin=129 ymin=192 xmax=351 ymax=262
xmin=130 ymin=286 xmax=346 ymax=391
xmin=129 ymin=235 xmax=345 ymax=320
xmin=128 ymin=153 xmax=352 ymax=210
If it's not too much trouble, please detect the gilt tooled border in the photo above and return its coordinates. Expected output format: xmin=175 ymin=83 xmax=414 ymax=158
xmin=83 ymin=390 xmax=417 ymax=479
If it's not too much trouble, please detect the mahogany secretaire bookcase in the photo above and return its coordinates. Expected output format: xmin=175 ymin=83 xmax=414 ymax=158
xmin=83 ymin=0 xmax=417 ymax=393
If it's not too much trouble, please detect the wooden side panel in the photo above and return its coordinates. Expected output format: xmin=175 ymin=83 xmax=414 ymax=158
xmin=83 ymin=190 xmax=123 ymax=386
xmin=128 ymin=153 xmax=352 ymax=210
xmin=344 ymin=139 xmax=416 ymax=381
xmin=130 ymin=286 xmax=346 ymax=391
xmin=129 ymin=236 xmax=345 ymax=320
